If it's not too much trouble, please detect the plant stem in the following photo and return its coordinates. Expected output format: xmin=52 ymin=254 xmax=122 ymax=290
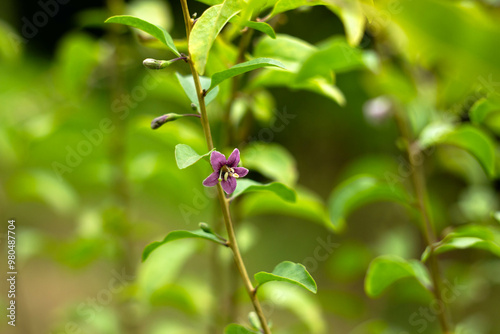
xmin=179 ymin=1 xmax=271 ymax=332
xmin=394 ymin=112 xmax=452 ymax=334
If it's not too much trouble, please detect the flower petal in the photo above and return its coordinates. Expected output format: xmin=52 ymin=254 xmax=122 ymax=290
xmin=210 ymin=151 xmax=226 ymax=171
xmin=227 ymin=148 xmax=240 ymax=167
xmin=221 ymin=177 xmax=237 ymax=194
xmin=233 ymin=167 xmax=249 ymax=178
xmin=203 ymin=172 xmax=220 ymax=187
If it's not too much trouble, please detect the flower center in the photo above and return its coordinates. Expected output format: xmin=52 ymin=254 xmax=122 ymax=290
xmin=219 ymin=165 xmax=239 ymax=182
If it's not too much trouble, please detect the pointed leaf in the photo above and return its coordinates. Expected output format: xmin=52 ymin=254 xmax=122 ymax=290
xmin=255 ymin=261 xmax=317 ymax=293
xmin=365 ymin=255 xmax=432 ymax=298
xmin=421 ymin=225 xmax=500 ymax=262
xmin=105 ymin=15 xmax=180 ymax=56
xmin=209 ymin=58 xmax=286 ymax=91
xmin=434 ymin=125 xmax=496 ymax=178
xmin=142 ymin=229 xmax=224 ymax=261
xmin=175 ymin=144 xmax=215 ymax=169
xmin=176 ymin=73 xmax=219 ymax=108
xmin=328 ymin=175 xmax=411 ymax=232
xmin=231 ymin=179 xmax=296 ymax=202
xmin=189 ymin=0 xmax=242 ymax=74
xmin=225 ymin=324 xmax=259 ymax=334
xmin=242 ymin=20 xmax=276 ymax=39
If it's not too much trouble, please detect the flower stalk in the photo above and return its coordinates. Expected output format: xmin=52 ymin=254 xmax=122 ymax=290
xmin=179 ymin=0 xmax=271 ymax=332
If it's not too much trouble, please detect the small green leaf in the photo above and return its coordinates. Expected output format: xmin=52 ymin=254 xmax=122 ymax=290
xmin=470 ymin=97 xmax=500 ymax=125
xmin=142 ymin=229 xmax=224 ymax=262
xmin=175 ymin=144 xmax=215 ymax=169
xmin=328 ymin=175 xmax=411 ymax=232
xmin=436 ymin=125 xmax=496 ymax=178
xmin=270 ymin=0 xmax=322 ymax=17
xmin=254 ymin=34 xmax=316 ymax=70
xmin=209 ymin=58 xmax=286 ymax=91
xmin=105 ymin=15 xmax=180 ymax=56
xmin=231 ymin=179 xmax=296 ymax=202
xmin=225 ymin=324 xmax=259 ymax=334
xmin=189 ymin=0 xmax=242 ymax=74
xmin=242 ymin=20 xmax=276 ymax=39
xmin=176 ymin=73 xmax=219 ymax=108
xmin=365 ymin=255 xmax=432 ymax=298
xmin=421 ymin=225 xmax=500 ymax=261
xmin=255 ymin=261 xmax=317 ymax=293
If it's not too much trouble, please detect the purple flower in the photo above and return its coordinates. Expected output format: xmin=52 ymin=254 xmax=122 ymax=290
xmin=203 ymin=149 xmax=249 ymax=194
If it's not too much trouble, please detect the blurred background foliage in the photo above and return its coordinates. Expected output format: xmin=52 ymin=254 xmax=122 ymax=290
xmin=0 ymin=0 xmax=500 ymax=333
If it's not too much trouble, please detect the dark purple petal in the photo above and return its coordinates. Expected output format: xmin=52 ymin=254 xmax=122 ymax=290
xmin=233 ymin=167 xmax=248 ymax=178
xmin=203 ymin=172 xmax=220 ymax=187
xmin=227 ymin=148 xmax=240 ymax=167
xmin=221 ymin=177 xmax=237 ymax=194
xmin=210 ymin=151 xmax=226 ymax=172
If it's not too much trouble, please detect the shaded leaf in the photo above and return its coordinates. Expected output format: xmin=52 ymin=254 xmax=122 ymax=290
xmin=242 ymin=20 xmax=276 ymax=38
xmin=365 ymin=255 xmax=432 ymax=298
xmin=328 ymin=174 xmax=411 ymax=232
xmin=105 ymin=15 xmax=180 ymax=56
xmin=189 ymin=0 xmax=242 ymax=74
xmin=142 ymin=229 xmax=224 ymax=262
xmin=470 ymin=97 xmax=500 ymax=125
xmin=255 ymin=261 xmax=317 ymax=293
xmin=209 ymin=58 xmax=286 ymax=91
xmin=231 ymin=179 xmax=296 ymax=202
xmin=176 ymin=73 xmax=219 ymax=108
xmin=175 ymin=144 xmax=215 ymax=169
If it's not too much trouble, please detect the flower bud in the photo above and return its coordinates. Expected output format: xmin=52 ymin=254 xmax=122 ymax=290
xmin=363 ymin=96 xmax=393 ymax=126
xmin=199 ymin=222 xmax=213 ymax=234
xmin=150 ymin=113 xmax=179 ymax=129
xmin=143 ymin=58 xmax=172 ymax=70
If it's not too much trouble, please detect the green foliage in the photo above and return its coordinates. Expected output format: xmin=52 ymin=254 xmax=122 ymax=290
xmin=364 ymin=255 xmax=432 ymax=298
xmin=255 ymin=261 xmax=317 ymax=293
xmin=328 ymin=175 xmax=411 ymax=231
xmin=189 ymin=0 xmax=242 ymax=74
xmin=105 ymin=15 xmax=180 ymax=56
xmin=209 ymin=58 xmax=286 ymax=91
xmin=176 ymin=73 xmax=219 ymax=108
xmin=225 ymin=324 xmax=259 ymax=334
xmin=231 ymin=179 xmax=296 ymax=202
xmin=142 ymin=229 xmax=225 ymax=262
xmin=174 ymin=144 xmax=214 ymax=169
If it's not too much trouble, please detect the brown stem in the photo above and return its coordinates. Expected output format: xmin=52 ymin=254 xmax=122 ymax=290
xmin=394 ymin=112 xmax=452 ymax=334
xmin=179 ymin=1 xmax=271 ymax=332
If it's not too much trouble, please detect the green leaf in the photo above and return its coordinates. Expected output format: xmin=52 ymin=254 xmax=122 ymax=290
xmin=295 ymin=37 xmax=365 ymax=84
xmin=270 ymin=0 xmax=322 ymax=17
xmin=255 ymin=261 xmax=317 ymax=293
xmin=434 ymin=125 xmax=496 ymax=178
xmin=176 ymin=73 xmax=219 ymax=109
xmin=209 ymin=58 xmax=286 ymax=91
xmin=175 ymin=144 xmax=214 ymax=169
xmin=231 ymin=179 xmax=296 ymax=202
xmin=189 ymin=0 xmax=242 ymax=74
xmin=225 ymin=324 xmax=258 ymax=334
xmin=241 ymin=20 xmax=276 ymax=39
xmin=470 ymin=97 xmax=500 ymax=125
xmin=105 ymin=15 xmax=180 ymax=56
xmin=240 ymin=187 xmax=332 ymax=228
xmin=242 ymin=142 xmax=297 ymax=185
xmin=142 ymin=229 xmax=224 ymax=262
xmin=328 ymin=175 xmax=411 ymax=232
xmin=364 ymin=255 xmax=432 ymax=298
xmin=421 ymin=225 xmax=500 ymax=262
xmin=254 ymin=34 xmax=316 ymax=70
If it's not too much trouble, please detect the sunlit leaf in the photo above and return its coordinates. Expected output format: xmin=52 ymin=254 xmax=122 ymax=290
xmin=176 ymin=73 xmax=219 ymax=108
xmin=254 ymin=34 xmax=316 ymax=70
xmin=242 ymin=142 xmax=297 ymax=185
xmin=105 ymin=15 xmax=180 ymax=56
xmin=421 ymin=225 xmax=500 ymax=262
xmin=189 ymin=0 xmax=242 ymax=74
xmin=209 ymin=58 xmax=286 ymax=91
xmin=142 ymin=229 xmax=225 ymax=262
xmin=328 ymin=174 xmax=411 ymax=232
xmin=225 ymin=324 xmax=259 ymax=334
xmin=174 ymin=144 xmax=214 ymax=169
xmin=150 ymin=284 xmax=197 ymax=314
xmin=243 ymin=20 xmax=276 ymax=38
xmin=231 ymin=179 xmax=296 ymax=202
xmin=365 ymin=255 xmax=432 ymax=298
xmin=255 ymin=261 xmax=317 ymax=293
xmin=470 ymin=97 xmax=500 ymax=125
